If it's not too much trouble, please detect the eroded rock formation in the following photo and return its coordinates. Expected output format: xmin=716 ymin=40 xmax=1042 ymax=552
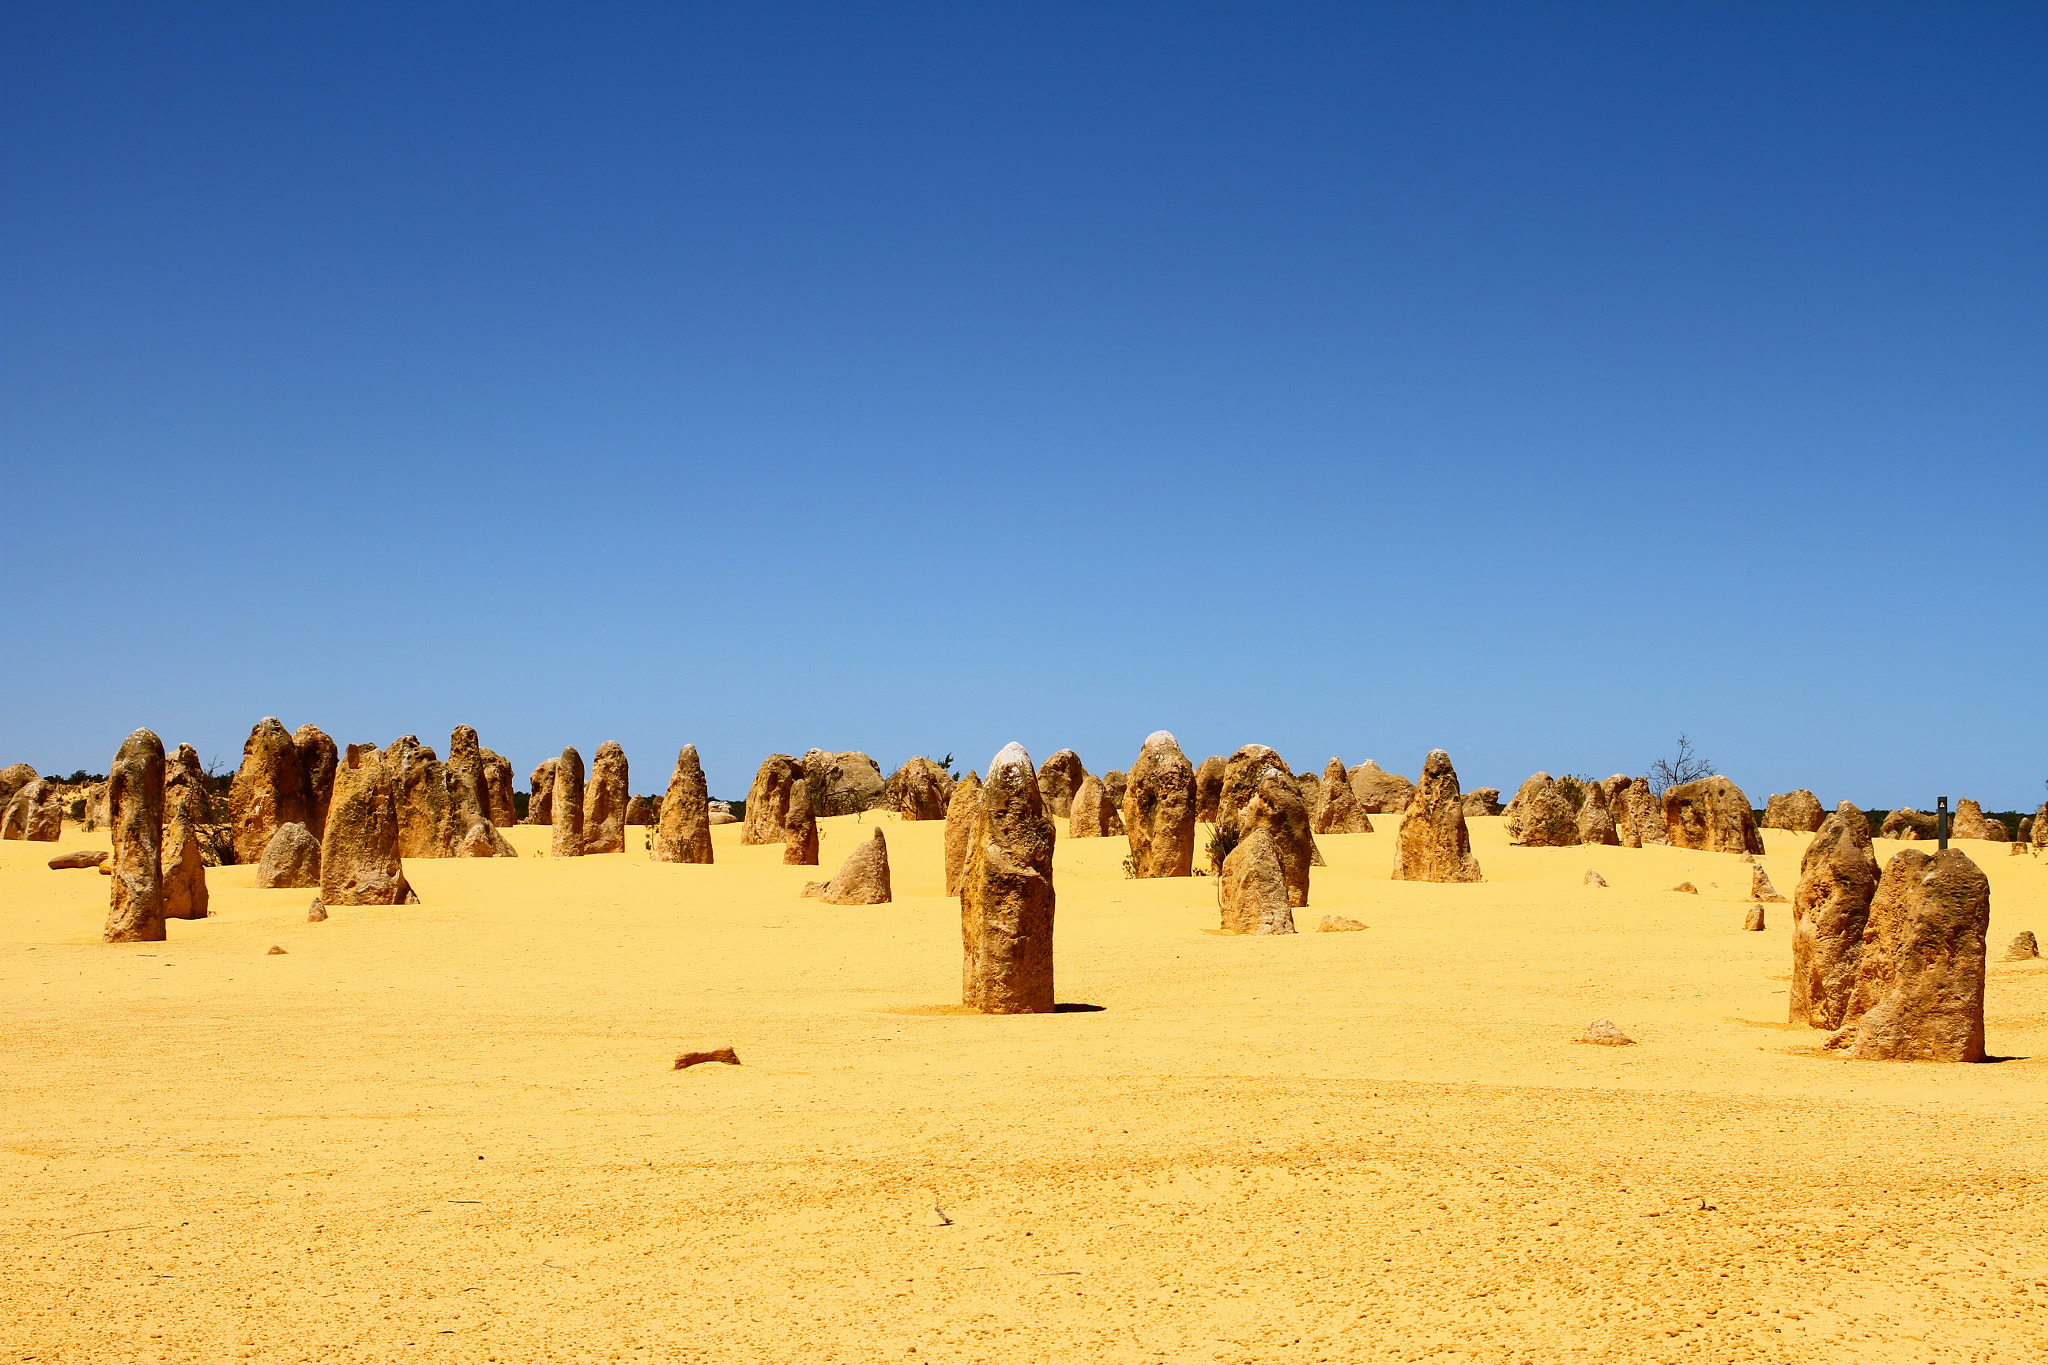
xmin=104 ymin=729 xmax=166 ymax=943
xmin=960 ymin=743 xmax=1056 ymax=1012
xmin=1831 ymin=847 xmax=1988 ymax=1061
xmin=230 ymin=718 xmax=309 ymax=865
xmin=1121 ymin=731 xmax=1196 ymax=879
xmin=653 ymin=744 xmax=713 ymax=864
xmin=1391 ymin=749 xmax=1483 ymax=883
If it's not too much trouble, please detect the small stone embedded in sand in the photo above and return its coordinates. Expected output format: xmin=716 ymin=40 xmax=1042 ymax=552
xmin=817 ymin=827 xmax=891 ymax=905
xmin=782 ymin=779 xmax=820 ymax=865
xmin=550 ymin=746 xmax=586 ymax=858
xmin=1790 ymin=802 xmax=1882 ymax=1030
xmin=581 ymin=742 xmax=629 ymax=854
xmin=2002 ymin=932 xmax=2036 ymax=961
xmin=890 ymin=756 xmax=954 ymax=821
xmin=1750 ymin=864 xmax=1786 ymax=903
xmin=526 ymin=758 xmax=556 ymax=825
xmin=2011 ymin=843 xmax=2030 ymax=856
xmin=653 ymin=744 xmax=714 ymax=864
xmin=307 ymin=899 xmax=327 ymax=921
xmin=320 ymin=743 xmax=413 ymax=906
xmin=1067 ymin=773 xmax=1123 ymax=839
xmin=1764 ymin=789 xmax=1825 ymax=833
xmin=1579 ymin=1019 xmax=1634 ymax=1046
xmin=255 ymin=822 xmax=322 ymax=889
xmin=673 ymin=1047 xmax=741 ymax=1069
xmin=1218 ymin=827 xmax=1295 ymax=935
xmin=960 ymin=743 xmax=1057 ymax=1013
xmin=943 ymin=770 xmax=983 ymax=894
xmin=230 ymin=718 xmax=311 ymax=865
xmin=1392 ymin=750 xmax=1483 ymax=883
xmin=1662 ymin=777 xmax=1765 ymax=855
xmin=740 ymin=755 xmax=803 ymax=845
xmin=1312 ymin=758 xmax=1373 ymax=834
xmin=294 ymin=724 xmax=338 ymax=840
xmin=1122 ymin=731 xmax=1196 ymax=879
xmin=1348 ymin=761 xmax=1415 ymax=815
xmin=1504 ymin=774 xmax=1579 ymax=848
xmin=267 ymin=945 xmax=287 ymax=955
xmin=105 ymin=728 xmax=167 ymax=944
xmin=1034 ymin=749 xmax=1086 ymax=819
xmin=1671 ymin=882 xmax=1698 ymax=894
xmin=1830 ymin=847 xmax=1988 ymax=1062
xmin=1744 ymin=905 xmax=1767 ymax=931
xmin=1584 ymin=869 xmax=1607 ymax=887
xmin=1193 ymin=755 xmax=1224 ymax=824
xmin=1460 ymin=787 xmax=1503 ymax=818
xmin=49 ymin=849 xmax=109 ymax=869
xmin=1316 ymin=915 xmax=1367 ymax=932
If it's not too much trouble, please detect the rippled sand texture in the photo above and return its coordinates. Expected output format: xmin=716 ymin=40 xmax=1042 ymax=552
xmin=4 ymin=811 xmax=2046 ymax=1362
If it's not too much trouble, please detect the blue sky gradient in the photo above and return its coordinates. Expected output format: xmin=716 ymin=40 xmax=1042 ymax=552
xmin=3 ymin=2 xmax=2043 ymax=808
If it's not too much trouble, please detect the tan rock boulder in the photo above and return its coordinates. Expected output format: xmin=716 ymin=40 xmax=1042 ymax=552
xmin=255 ymin=822 xmax=322 ymax=889
xmin=818 ymin=827 xmax=891 ymax=905
xmin=740 ymin=755 xmax=803 ymax=844
xmin=1460 ymin=787 xmax=1503 ymax=818
xmin=943 ymin=770 xmax=983 ymax=895
xmin=0 ymin=762 xmax=36 ymax=813
xmin=1744 ymin=905 xmax=1767 ymax=931
xmin=161 ymin=744 xmax=210 ymax=920
xmin=1831 ymin=847 xmax=1988 ymax=1061
xmin=801 ymin=750 xmax=886 ymax=816
xmin=1505 ymin=773 xmax=1580 ymax=847
xmin=1312 ymin=758 xmax=1372 ymax=834
xmin=1121 ymin=731 xmax=1196 ymax=879
xmin=446 ymin=726 xmax=515 ymax=858
xmin=2033 ymin=803 xmax=2047 ymax=850
xmin=526 ymin=759 xmax=555 ymax=825
xmin=1218 ymin=827 xmax=1294 ymax=934
xmin=582 ymin=741 xmax=629 ymax=854
xmin=1193 ymin=756 xmax=1224 ymax=824
xmin=1067 ymin=773 xmax=1124 ymax=838
xmin=891 ymin=756 xmax=954 ymax=821
xmin=1102 ymin=769 xmax=1128 ymax=813
xmin=1950 ymin=798 xmax=2007 ymax=842
xmin=1790 ymin=802 xmax=1881 ymax=1029
xmin=1317 ymin=915 xmax=1367 ymax=932
xmin=2005 ymin=932 xmax=2039 ymax=961
xmin=550 ymin=746 xmax=585 ymax=858
xmin=1751 ymin=864 xmax=1787 ymax=902
xmin=1238 ymin=772 xmax=1314 ymax=907
xmin=104 ymin=729 xmax=166 ymax=943
xmin=1034 ymin=749 xmax=1087 ymax=818
xmin=24 ymin=780 xmax=63 ymax=841
xmin=1662 ymin=777 xmax=1764 ymax=855
xmin=1763 ymin=790 xmax=1825 ymax=833
xmin=652 ymin=745 xmax=713 ymax=865
xmin=321 ymin=743 xmax=412 ymax=905
xmin=0 ymin=783 xmax=31 ymax=839
xmin=1216 ymin=746 xmax=1289 ymax=833
xmin=1584 ymin=869 xmax=1607 ymax=887
xmin=50 ymin=850 xmax=108 ymax=870
xmin=1576 ymin=779 xmax=1620 ymax=847
xmin=2020 ymin=813 xmax=2035 ymax=845
xmin=624 ymin=795 xmax=656 ymax=825
xmin=481 ymin=750 xmax=517 ymax=827
xmin=1391 ymin=749 xmax=1483 ymax=883
xmin=960 ymin=743 xmax=1056 ymax=1012
xmin=782 ymin=779 xmax=819 ymax=865
xmin=382 ymin=737 xmax=450 ymax=859
xmin=293 ymin=725 xmax=337 ymax=840
xmin=229 ymin=718 xmax=310 ymax=865
xmin=1348 ymin=761 xmax=1415 ymax=815
xmin=1879 ymin=808 xmax=1935 ymax=841
xmin=1622 ymin=777 xmax=1667 ymax=848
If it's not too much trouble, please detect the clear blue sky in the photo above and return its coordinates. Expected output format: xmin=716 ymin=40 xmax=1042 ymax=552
xmin=4 ymin=2 xmax=2043 ymax=809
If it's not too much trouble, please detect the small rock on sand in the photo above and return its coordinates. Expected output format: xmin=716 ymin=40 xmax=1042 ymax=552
xmin=267 ymin=945 xmax=287 ymax=955
xmin=2005 ymin=932 xmax=2038 ymax=961
xmin=1316 ymin=915 xmax=1367 ymax=932
xmin=1743 ymin=905 xmax=1766 ymax=932
xmin=1579 ymin=1019 xmax=1635 ymax=1046
xmin=1750 ymin=865 xmax=1787 ymax=903
xmin=674 ymin=1047 xmax=741 ymax=1069
xmin=307 ymin=899 xmax=327 ymax=921
xmin=1584 ymin=869 xmax=1607 ymax=887
xmin=49 ymin=850 xmax=109 ymax=870
xmin=1671 ymin=882 xmax=1698 ymax=894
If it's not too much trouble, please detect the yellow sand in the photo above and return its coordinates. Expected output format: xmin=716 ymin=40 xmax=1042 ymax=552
xmin=4 ymin=811 xmax=2046 ymax=1363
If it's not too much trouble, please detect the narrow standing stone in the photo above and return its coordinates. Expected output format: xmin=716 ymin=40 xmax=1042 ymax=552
xmin=961 ymin=743 xmax=1055 ymax=1013
xmin=104 ymin=729 xmax=166 ymax=943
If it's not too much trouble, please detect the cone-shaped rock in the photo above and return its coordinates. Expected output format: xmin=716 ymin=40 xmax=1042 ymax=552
xmin=1832 ymin=847 xmax=1988 ymax=1061
xmin=1067 ymin=773 xmax=1124 ymax=839
xmin=1790 ymin=802 xmax=1881 ymax=1029
xmin=1121 ymin=731 xmax=1196 ymax=878
xmin=1193 ymin=756 xmax=1224 ymax=824
xmin=446 ymin=726 xmax=515 ymax=857
xmin=255 ymin=822 xmax=322 ymax=889
xmin=551 ymin=747 xmax=585 ymax=857
xmin=782 ymin=779 xmax=820 ymax=865
xmin=321 ymin=743 xmax=410 ymax=905
xmin=526 ymin=759 xmax=555 ymax=825
xmin=1034 ymin=749 xmax=1086 ymax=818
xmin=1751 ymin=864 xmax=1787 ymax=903
xmin=293 ymin=725 xmax=337 ymax=841
xmin=1950 ymin=798 xmax=2008 ymax=842
xmin=1348 ymin=761 xmax=1416 ymax=815
xmin=1392 ymin=749 xmax=1484 ymax=883
xmin=653 ymin=744 xmax=714 ymax=864
xmin=943 ymin=771 xmax=983 ymax=894
xmin=104 ymin=729 xmax=166 ymax=943
xmin=1764 ymin=790 xmax=1825 ymax=833
xmin=740 ymin=755 xmax=803 ymax=845
xmin=891 ymin=756 xmax=954 ymax=821
xmin=1505 ymin=774 xmax=1580 ymax=847
xmin=481 ymin=750 xmax=517 ymax=827
xmin=1662 ymin=777 xmax=1764 ymax=854
xmin=818 ymin=826 xmax=891 ymax=905
xmin=960 ymin=743 xmax=1056 ymax=1013
xmin=229 ymin=718 xmax=309 ymax=865
xmin=161 ymin=743 xmax=210 ymax=920
xmin=1218 ymin=827 xmax=1294 ymax=935
xmin=1576 ymin=778 xmax=1620 ymax=847
xmin=581 ymin=742 xmax=629 ymax=854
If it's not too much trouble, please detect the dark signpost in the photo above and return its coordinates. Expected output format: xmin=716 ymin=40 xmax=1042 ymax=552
xmin=1937 ymin=795 xmax=1949 ymax=850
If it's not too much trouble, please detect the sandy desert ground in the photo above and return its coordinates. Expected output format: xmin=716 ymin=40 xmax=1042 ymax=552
xmin=4 ymin=804 xmax=2046 ymax=1363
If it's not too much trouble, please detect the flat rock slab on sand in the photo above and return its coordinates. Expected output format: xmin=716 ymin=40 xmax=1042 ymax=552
xmin=3 ymin=811 xmax=2048 ymax=1361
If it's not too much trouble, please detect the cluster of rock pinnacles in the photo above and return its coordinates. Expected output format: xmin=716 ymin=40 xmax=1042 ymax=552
xmin=46 ymin=722 xmax=2028 ymax=1050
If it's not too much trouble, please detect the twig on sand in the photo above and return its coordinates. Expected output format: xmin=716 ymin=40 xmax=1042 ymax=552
xmin=64 ymin=1224 xmax=151 ymax=1238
